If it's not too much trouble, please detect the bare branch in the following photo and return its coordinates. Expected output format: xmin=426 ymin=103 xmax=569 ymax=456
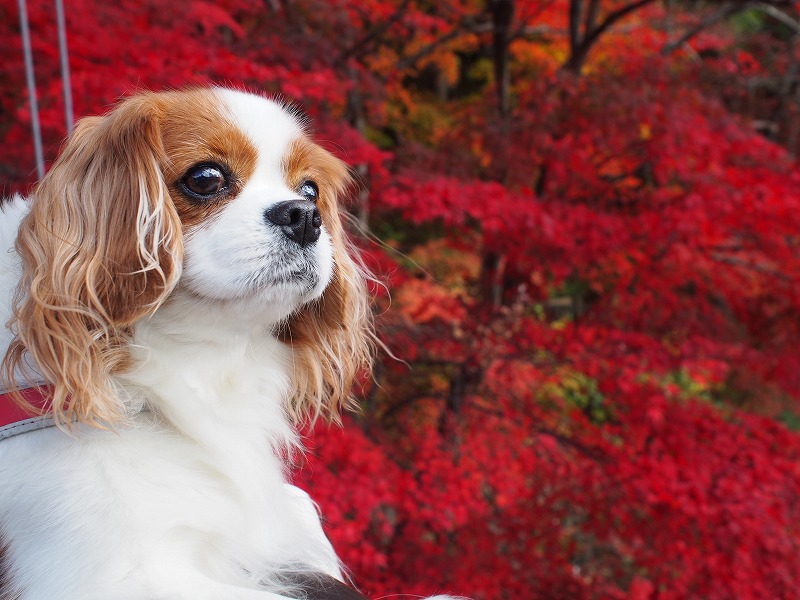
xmin=569 ymin=0 xmax=583 ymax=53
xmin=263 ymin=0 xmax=281 ymax=13
xmin=581 ymin=0 xmax=657 ymax=50
xmin=584 ymin=0 xmax=601 ymax=36
xmin=391 ymin=16 xmax=482 ymax=75
xmin=710 ymin=253 xmax=793 ymax=281
xmin=662 ymin=2 xmax=753 ymax=55
xmin=339 ymin=0 xmax=414 ymax=61
xmin=565 ymin=0 xmax=657 ymax=72
xmin=754 ymin=2 xmax=800 ymax=32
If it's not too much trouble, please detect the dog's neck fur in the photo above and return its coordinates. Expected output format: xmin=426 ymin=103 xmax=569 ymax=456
xmin=126 ymin=293 xmax=295 ymax=432
xmin=122 ymin=294 xmax=300 ymax=500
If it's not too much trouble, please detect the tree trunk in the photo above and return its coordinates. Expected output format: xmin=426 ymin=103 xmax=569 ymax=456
xmin=489 ymin=0 xmax=515 ymax=116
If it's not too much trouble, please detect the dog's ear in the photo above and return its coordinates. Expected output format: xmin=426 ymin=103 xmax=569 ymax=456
xmin=279 ymin=145 xmax=374 ymax=424
xmin=3 ymin=94 xmax=183 ymax=427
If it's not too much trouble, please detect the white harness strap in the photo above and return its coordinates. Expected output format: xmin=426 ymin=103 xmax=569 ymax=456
xmin=0 ymin=414 xmax=56 ymax=441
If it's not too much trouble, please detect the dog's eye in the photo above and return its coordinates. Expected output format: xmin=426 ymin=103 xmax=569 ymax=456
xmin=181 ymin=164 xmax=229 ymax=199
xmin=299 ymin=180 xmax=319 ymax=202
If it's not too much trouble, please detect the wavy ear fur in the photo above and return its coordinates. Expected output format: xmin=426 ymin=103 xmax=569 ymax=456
xmin=280 ymin=149 xmax=374 ymax=424
xmin=3 ymin=94 xmax=183 ymax=427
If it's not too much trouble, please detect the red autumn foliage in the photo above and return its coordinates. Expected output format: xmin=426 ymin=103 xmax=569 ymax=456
xmin=3 ymin=0 xmax=800 ymax=598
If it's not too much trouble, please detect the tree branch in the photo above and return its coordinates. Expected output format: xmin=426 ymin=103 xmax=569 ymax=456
xmin=582 ymin=0 xmax=657 ymax=51
xmin=584 ymin=0 xmax=601 ymax=38
xmin=569 ymin=0 xmax=583 ymax=53
xmin=662 ymin=2 xmax=753 ymax=55
xmin=753 ymin=2 xmax=800 ymax=32
xmin=710 ymin=252 xmax=793 ymax=281
xmin=339 ymin=0 xmax=414 ymax=62
xmin=565 ymin=0 xmax=657 ymax=72
xmin=390 ymin=16 xmax=482 ymax=76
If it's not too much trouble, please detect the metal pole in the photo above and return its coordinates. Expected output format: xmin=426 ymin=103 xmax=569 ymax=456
xmin=54 ymin=0 xmax=74 ymax=134
xmin=17 ymin=0 xmax=45 ymax=180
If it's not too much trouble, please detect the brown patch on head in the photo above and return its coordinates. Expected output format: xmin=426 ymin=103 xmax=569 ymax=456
xmin=283 ymin=137 xmax=351 ymax=234
xmin=0 ymin=531 xmax=21 ymax=600
xmin=155 ymin=89 xmax=259 ymax=229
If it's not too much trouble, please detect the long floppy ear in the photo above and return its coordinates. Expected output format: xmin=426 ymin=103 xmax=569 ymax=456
xmin=280 ymin=147 xmax=374 ymax=424
xmin=3 ymin=94 xmax=183 ymax=427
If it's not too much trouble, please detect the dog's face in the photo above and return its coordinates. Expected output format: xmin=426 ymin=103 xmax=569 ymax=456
xmin=5 ymin=88 xmax=372 ymax=426
xmin=160 ymin=89 xmax=345 ymax=322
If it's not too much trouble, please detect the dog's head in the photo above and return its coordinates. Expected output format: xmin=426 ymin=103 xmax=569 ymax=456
xmin=3 ymin=88 xmax=372 ymax=427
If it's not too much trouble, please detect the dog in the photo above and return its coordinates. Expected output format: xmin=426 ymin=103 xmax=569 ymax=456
xmin=0 ymin=88 xmax=458 ymax=600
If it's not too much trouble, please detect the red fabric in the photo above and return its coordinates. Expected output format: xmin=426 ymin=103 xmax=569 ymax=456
xmin=0 ymin=386 xmax=52 ymax=428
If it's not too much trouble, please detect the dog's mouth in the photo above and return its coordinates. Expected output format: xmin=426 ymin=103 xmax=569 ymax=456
xmin=179 ymin=223 xmax=333 ymax=310
xmin=264 ymin=267 xmax=320 ymax=292
xmin=239 ymin=251 xmax=330 ymax=299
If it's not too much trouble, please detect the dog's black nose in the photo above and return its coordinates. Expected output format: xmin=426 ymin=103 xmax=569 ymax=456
xmin=264 ymin=200 xmax=322 ymax=248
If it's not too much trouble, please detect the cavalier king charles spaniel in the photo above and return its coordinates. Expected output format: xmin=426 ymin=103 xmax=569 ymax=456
xmin=0 ymin=89 xmax=459 ymax=600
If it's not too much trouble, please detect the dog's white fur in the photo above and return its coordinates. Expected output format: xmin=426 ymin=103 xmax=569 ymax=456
xmin=0 ymin=89 xmax=458 ymax=600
